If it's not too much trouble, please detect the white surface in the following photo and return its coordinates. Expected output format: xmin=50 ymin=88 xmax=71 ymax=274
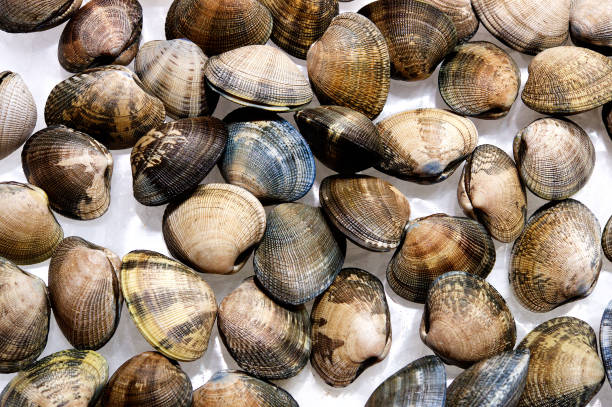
xmin=1 ymin=0 xmax=612 ymax=405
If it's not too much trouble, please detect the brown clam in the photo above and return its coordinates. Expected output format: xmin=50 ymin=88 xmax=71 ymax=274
xmin=0 ymin=0 xmax=82 ymax=33
xmin=0 ymin=71 xmax=36 ymax=160
xmin=423 ymin=0 xmax=479 ymax=42
xmin=570 ymin=0 xmax=612 ymax=55
xmin=604 ymin=215 xmax=612 ymax=262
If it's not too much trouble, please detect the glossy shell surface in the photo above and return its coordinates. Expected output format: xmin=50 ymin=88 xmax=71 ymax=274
xmin=0 ymin=71 xmax=36 ymax=160
xmin=600 ymin=300 xmax=612 ymax=388
xmin=603 ymin=215 xmax=612 ymax=262
xmin=570 ymin=0 xmax=612 ymax=55
xmin=0 ymin=0 xmax=83 ymax=33
xmin=422 ymin=0 xmax=478 ymax=42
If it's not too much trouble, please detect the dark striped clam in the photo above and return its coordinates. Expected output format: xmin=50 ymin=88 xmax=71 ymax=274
xmin=605 ymin=102 xmax=612 ymax=139
xmin=600 ymin=300 xmax=612 ymax=387
xmin=0 ymin=0 xmax=82 ymax=33
xmin=423 ymin=0 xmax=478 ymax=42
xmin=0 ymin=71 xmax=36 ymax=160
xmin=570 ymin=0 xmax=612 ymax=55
xmin=603 ymin=215 xmax=612 ymax=262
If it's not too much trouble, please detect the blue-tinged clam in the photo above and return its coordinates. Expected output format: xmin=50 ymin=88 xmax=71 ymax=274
xmin=601 ymin=300 xmax=612 ymax=388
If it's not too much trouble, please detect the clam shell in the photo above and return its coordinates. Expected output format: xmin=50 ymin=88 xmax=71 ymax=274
xmin=220 ymin=108 xmax=315 ymax=204
xmin=387 ymin=214 xmax=496 ymax=303
xmin=358 ymin=0 xmax=457 ymax=81
xmin=521 ymin=46 xmax=612 ymax=115
xmin=58 ymin=0 xmax=142 ymax=73
xmin=254 ymin=203 xmax=346 ymax=305
xmin=517 ymin=317 xmax=604 ymax=407
xmin=311 ymin=268 xmax=391 ymax=387
xmin=510 ymin=199 xmax=601 ymax=313
xmin=603 ymin=101 xmax=612 ymax=139
xmin=0 ymin=182 xmax=63 ymax=265
xmin=0 ymin=71 xmax=36 ymax=160
xmin=375 ymin=108 xmax=478 ymax=183
xmin=22 ymin=125 xmax=114 ymax=220
xmin=439 ymin=42 xmax=520 ymax=119
xmin=307 ymin=13 xmax=390 ymax=119
xmin=205 ymin=45 xmax=313 ymax=111
xmin=0 ymin=258 xmax=49 ymax=373
xmin=513 ymin=118 xmax=595 ymax=200
xmin=420 ymin=271 xmax=516 ymax=368
xmin=0 ymin=0 xmax=82 ymax=33
xmin=0 ymin=349 xmax=108 ymax=406
xmin=320 ymin=175 xmax=411 ymax=251
xmin=365 ymin=355 xmax=446 ymax=407
xmin=217 ymin=277 xmax=311 ymax=380
xmin=600 ymin=300 xmax=612 ymax=387
xmin=135 ymin=39 xmax=219 ymax=119
xmin=163 ymin=184 xmax=266 ymax=275
xmin=422 ymin=0 xmax=479 ymax=42
xmin=44 ymin=65 xmax=166 ymax=149
xmin=570 ymin=0 xmax=612 ymax=55
xmin=121 ymin=250 xmax=218 ymax=362
xmin=48 ymin=237 xmax=122 ymax=350
xmin=131 ymin=117 xmax=228 ymax=206
xmin=603 ymin=215 xmax=612 ymax=262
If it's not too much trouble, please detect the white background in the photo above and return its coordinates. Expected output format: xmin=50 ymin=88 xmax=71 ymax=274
xmin=1 ymin=0 xmax=612 ymax=405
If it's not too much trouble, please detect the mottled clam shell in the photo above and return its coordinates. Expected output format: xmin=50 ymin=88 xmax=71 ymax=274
xmin=307 ymin=13 xmax=390 ymax=119
xmin=48 ymin=237 xmax=122 ymax=350
xmin=0 ymin=0 xmax=82 ymax=33
xmin=420 ymin=271 xmax=516 ymax=368
xmin=131 ymin=117 xmax=228 ymax=206
xmin=603 ymin=215 xmax=612 ymax=262
xmin=254 ymin=203 xmax=346 ymax=305
xmin=320 ymin=175 xmax=411 ymax=251
xmin=439 ymin=42 xmax=520 ymax=119
xmin=375 ymin=108 xmax=478 ymax=183
xmin=600 ymin=300 xmax=612 ymax=387
xmin=513 ymin=118 xmax=595 ymax=200
xmin=217 ymin=277 xmax=311 ymax=380
xmin=44 ymin=65 xmax=166 ymax=149
xmin=387 ymin=214 xmax=496 ymax=303
xmin=422 ymin=0 xmax=478 ymax=42
xmin=220 ymin=108 xmax=315 ymax=204
xmin=22 ymin=125 xmax=113 ymax=220
xmin=0 ymin=72 xmax=36 ymax=160
xmin=517 ymin=317 xmax=604 ymax=407
xmin=163 ymin=184 xmax=266 ymax=275
xmin=570 ymin=0 xmax=612 ymax=55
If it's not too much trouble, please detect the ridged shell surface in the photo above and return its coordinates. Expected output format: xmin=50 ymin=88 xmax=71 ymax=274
xmin=570 ymin=0 xmax=612 ymax=55
xmin=422 ymin=0 xmax=478 ymax=42
xmin=0 ymin=0 xmax=82 ymax=33
xmin=603 ymin=215 xmax=612 ymax=262
xmin=600 ymin=300 xmax=612 ymax=387
xmin=0 ymin=72 xmax=36 ymax=160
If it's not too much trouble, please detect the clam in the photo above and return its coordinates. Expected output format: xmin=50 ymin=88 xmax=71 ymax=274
xmin=387 ymin=214 xmax=496 ymax=303
xmin=0 ymin=349 xmax=108 ymax=406
xmin=0 ymin=258 xmax=49 ymax=373
xmin=513 ymin=118 xmax=595 ymax=200
xmin=205 ymin=45 xmax=313 ymax=111
xmin=0 ymin=182 xmax=63 ymax=265
xmin=0 ymin=0 xmax=82 ymax=33
xmin=193 ymin=370 xmax=298 ymax=407
xmin=570 ymin=0 xmax=612 ymax=55
xmin=102 ymin=351 xmax=192 ymax=406
xmin=604 ymin=102 xmax=612 ymax=139
xmin=600 ymin=300 xmax=612 ymax=386
xmin=0 ymin=71 xmax=36 ymax=160
xmin=446 ymin=349 xmax=530 ymax=406
xmin=135 ymin=39 xmax=219 ymax=119
xmin=522 ymin=46 xmax=612 ymax=115
xmin=254 ymin=203 xmax=346 ymax=305
xmin=420 ymin=271 xmax=516 ymax=368
xmin=163 ymin=184 xmax=266 ymax=274
xmin=365 ymin=355 xmax=446 ymax=407
xmin=320 ymin=175 xmax=411 ymax=251
xmin=307 ymin=13 xmax=390 ymax=119
xmin=221 ymin=109 xmax=315 ymax=203
xmin=165 ymin=0 xmax=272 ymax=56
xmin=603 ymin=215 xmax=612 ymax=262
xmin=517 ymin=317 xmax=604 ymax=406
xmin=22 ymin=125 xmax=113 ymax=220
xmin=510 ymin=199 xmax=601 ymax=313
xmin=44 ymin=65 xmax=165 ymax=149
xmin=358 ymin=0 xmax=457 ymax=81
xmin=375 ymin=108 xmax=478 ymax=183
xmin=131 ymin=117 xmax=228 ymax=206
xmin=422 ymin=0 xmax=479 ymax=42
xmin=438 ymin=42 xmax=520 ymax=119
xmin=457 ymin=144 xmax=526 ymax=243
xmin=121 ymin=250 xmax=217 ymax=362
xmin=48 ymin=237 xmax=122 ymax=350
xmin=311 ymin=268 xmax=391 ymax=387
xmin=58 ymin=0 xmax=142 ymax=73
xmin=294 ymin=105 xmax=382 ymax=174
xmin=217 ymin=277 xmax=311 ymax=380
xmin=471 ymin=0 xmax=570 ymax=54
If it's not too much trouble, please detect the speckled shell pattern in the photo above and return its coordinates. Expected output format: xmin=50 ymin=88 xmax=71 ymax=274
xmin=217 ymin=277 xmax=311 ymax=380
xmin=131 ymin=117 xmax=228 ymax=206
xmin=0 ymin=72 xmax=36 ymax=160
xmin=306 ymin=13 xmax=390 ymax=120
xmin=358 ymin=0 xmax=457 ymax=81
xmin=0 ymin=0 xmax=83 ymax=33
xmin=375 ymin=108 xmax=478 ymax=183
xmin=48 ymin=236 xmax=122 ymax=350
xmin=365 ymin=355 xmax=446 ymax=407
xmin=254 ymin=203 xmax=346 ymax=305
xmin=120 ymin=250 xmax=218 ymax=362
xmin=603 ymin=215 xmax=612 ymax=262
xmin=420 ymin=271 xmax=516 ymax=368
xmin=0 ymin=258 xmax=49 ymax=374
xmin=517 ymin=317 xmax=605 ymax=407
xmin=570 ymin=0 xmax=612 ymax=55
xmin=44 ymin=65 xmax=166 ymax=149
xmin=510 ymin=199 xmax=602 ymax=313
xmin=600 ymin=300 xmax=612 ymax=387
xmin=387 ymin=214 xmax=496 ymax=304
xmin=22 ymin=125 xmax=114 ymax=220
xmin=422 ymin=0 xmax=478 ymax=42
